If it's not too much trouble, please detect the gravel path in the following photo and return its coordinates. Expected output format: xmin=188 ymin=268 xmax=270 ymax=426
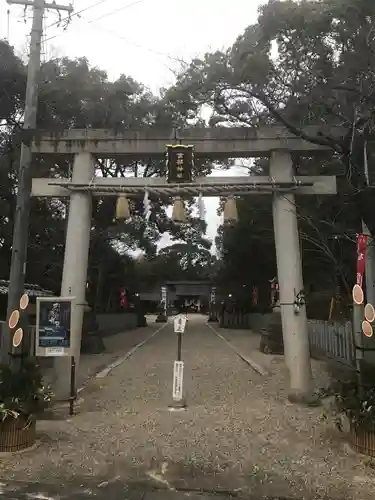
xmin=0 ymin=315 xmax=374 ymax=499
xmin=42 ymin=318 xmax=163 ymax=391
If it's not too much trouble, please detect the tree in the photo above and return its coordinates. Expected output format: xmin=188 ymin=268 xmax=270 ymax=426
xmin=158 ymin=242 xmax=216 ymax=279
xmin=0 ymin=43 xmax=213 ymax=310
xmin=164 ymin=0 xmax=375 ymax=297
xmin=0 ymin=41 xmax=27 ymax=280
xmin=34 ymin=56 xmax=213 ymax=258
xmin=135 ymin=240 xmax=217 ymax=288
xmin=215 ymin=196 xmax=275 ymax=291
xmin=214 ymin=170 xmax=358 ymax=299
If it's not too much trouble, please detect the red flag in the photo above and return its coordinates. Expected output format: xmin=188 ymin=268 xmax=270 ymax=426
xmin=356 ymin=233 xmax=368 ymax=288
xmin=120 ymin=288 xmax=127 ymax=308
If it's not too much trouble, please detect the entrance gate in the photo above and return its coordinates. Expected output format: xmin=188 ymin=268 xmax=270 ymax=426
xmin=31 ymin=126 xmax=339 ymax=402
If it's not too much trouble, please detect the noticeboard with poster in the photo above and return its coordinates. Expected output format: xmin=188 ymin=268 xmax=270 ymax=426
xmin=35 ymin=296 xmax=75 ymax=357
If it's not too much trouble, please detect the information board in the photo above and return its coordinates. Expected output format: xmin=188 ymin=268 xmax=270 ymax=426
xmin=35 ymin=296 xmax=75 ymax=357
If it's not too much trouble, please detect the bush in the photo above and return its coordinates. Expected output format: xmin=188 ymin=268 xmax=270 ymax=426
xmin=0 ymin=359 xmax=53 ymax=425
xmin=327 ymin=367 xmax=375 ymax=430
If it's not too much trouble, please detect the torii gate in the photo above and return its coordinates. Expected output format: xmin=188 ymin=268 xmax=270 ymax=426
xmin=31 ymin=126 xmax=338 ymax=403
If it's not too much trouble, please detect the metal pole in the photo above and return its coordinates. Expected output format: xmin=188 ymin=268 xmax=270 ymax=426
xmin=4 ymin=0 xmax=73 ymax=364
xmin=69 ymin=356 xmax=76 ymax=416
xmin=177 ymin=329 xmax=182 ymax=362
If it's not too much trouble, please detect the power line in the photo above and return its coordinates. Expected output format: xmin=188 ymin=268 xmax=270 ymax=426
xmin=44 ymin=0 xmax=147 ymax=33
xmin=44 ymin=15 xmax=185 ymax=71
xmin=44 ymin=0 xmax=110 ymax=30
xmin=42 ymin=2 xmax=184 ymax=66
xmin=40 ymin=0 xmax=187 ymax=78
xmin=82 ymin=0 xmax=147 ymax=24
xmin=80 ymin=18 xmax=185 ymax=65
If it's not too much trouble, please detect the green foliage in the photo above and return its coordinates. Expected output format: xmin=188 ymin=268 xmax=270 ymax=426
xmin=0 ymin=40 xmax=25 ymax=124
xmin=215 ymin=196 xmax=276 ymax=291
xmin=326 ymin=374 xmax=375 ymax=430
xmin=135 ymin=239 xmax=216 ymax=288
xmin=0 ymin=41 xmax=212 ymax=305
xmin=5 ymin=0 xmax=375 ymax=300
xmin=168 ymin=0 xmax=375 ymax=226
xmin=0 ymin=360 xmax=53 ymax=423
xmin=214 ymin=165 xmax=357 ymax=295
xmin=166 ymin=0 xmax=375 ymax=291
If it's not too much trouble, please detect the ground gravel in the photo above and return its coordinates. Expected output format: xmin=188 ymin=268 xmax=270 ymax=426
xmin=0 ymin=315 xmax=374 ymax=500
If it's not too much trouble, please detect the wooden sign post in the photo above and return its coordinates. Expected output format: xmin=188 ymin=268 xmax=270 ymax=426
xmin=169 ymin=314 xmax=187 ymax=411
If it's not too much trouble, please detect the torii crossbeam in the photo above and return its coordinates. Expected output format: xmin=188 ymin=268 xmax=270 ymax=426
xmin=31 ymin=126 xmax=339 ymax=404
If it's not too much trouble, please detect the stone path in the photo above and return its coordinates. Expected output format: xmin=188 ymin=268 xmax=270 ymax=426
xmin=0 ymin=315 xmax=374 ymax=500
xmin=0 ymin=480 xmax=236 ymax=499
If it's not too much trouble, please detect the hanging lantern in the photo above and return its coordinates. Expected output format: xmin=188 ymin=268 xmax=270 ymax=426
xmin=223 ymin=196 xmax=238 ymax=223
xmin=115 ymin=194 xmax=130 ymax=221
xmin=172 ymin=196 xmax=186 ymax=222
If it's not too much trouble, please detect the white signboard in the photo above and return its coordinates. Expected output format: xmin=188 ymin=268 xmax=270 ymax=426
xmin=172 ymin=360 xmax=184 ymax=401
xmin=161 ymin=286 xmax=167 ymax=302
xmin=174 ymin=314 xmax=187 ymax=333
xmin=45 ymin=346 xmax=65 ymax=356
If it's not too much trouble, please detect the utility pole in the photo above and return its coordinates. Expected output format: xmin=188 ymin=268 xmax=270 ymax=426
xmin=3 ymin=0 xmax=73 ymax=363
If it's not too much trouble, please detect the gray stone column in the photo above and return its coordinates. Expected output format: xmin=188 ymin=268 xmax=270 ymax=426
xmin=270 ymin=150 xmax=315 ymax=403
xmin=53 ymin=152 xmax=95 ymax=400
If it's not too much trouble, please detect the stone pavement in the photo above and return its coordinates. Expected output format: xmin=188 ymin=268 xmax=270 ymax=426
xmin=0 ymin=480 xmax=239 ymax=499
xmin=1 ymin=315 xmax=374 ymax=500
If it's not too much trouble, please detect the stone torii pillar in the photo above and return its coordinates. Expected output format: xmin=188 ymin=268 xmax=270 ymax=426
xmin=54 ymin=152 xmax=95 ymax=401
xmin=271 ymin=150 xmax=314 ymax=404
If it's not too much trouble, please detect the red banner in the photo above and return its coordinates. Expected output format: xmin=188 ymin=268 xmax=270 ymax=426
xmin=356 ymin=233 xmax=368 ymax=288
xmin=120 ymin=288 xmax=127 ymax=308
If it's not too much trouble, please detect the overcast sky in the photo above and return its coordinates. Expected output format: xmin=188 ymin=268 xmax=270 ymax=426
xmin=0 ymin=0 xmax=263 ymax=249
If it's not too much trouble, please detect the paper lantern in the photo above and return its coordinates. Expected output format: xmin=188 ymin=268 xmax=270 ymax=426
xmin=172 ymin=197 xmax=186 ymax=222
xmin=223 ymin=196 xmax=238 ymax=223
xmin=115 ymin=194 xmax=130 ymax=221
